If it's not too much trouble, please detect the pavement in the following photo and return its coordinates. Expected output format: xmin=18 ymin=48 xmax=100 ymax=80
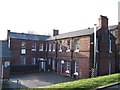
xmin=97 ymin=82 xmax=120 ymax=90
xmin=8 ymin=72 xmax=74 ymax=88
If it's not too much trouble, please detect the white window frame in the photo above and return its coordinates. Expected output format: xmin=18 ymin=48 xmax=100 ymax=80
xmin=74 ymin=61 xmax=78 ymax=75
xmin=21 ymin=56 xmax=26 ymax=65
xmin=49 ymin=43 xmax=52 ymax=51
xmin=66 ymin=40 xmax=70 ymax=52
xmin=59 ymin=41 xmax=62 ymax=52
xmin=74 ymin=40 xmax=79 ymax=52
xmin=21 ymin=49 xmax=26 ymax=54
xmin=39 ymin=43 xmax=43 ymax=51
xmin=32 ymin=43 xmax=36 ymax=51
xmin=32 ymin=58 xmax=36 ymax=65
xmin=53 ymin=43 xmax=56 ymax=51
xmin=109 ymin=39 xmax=112 ymax=53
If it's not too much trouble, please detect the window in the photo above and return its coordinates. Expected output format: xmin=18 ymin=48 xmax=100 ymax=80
xmin=66 ymin=40 xmax=70 ymax=52
xmin=21 ymin=49 xmax=26 ymax=54
xmin=65 ymin=61 xmax=70 ymax=74
xmin=32 ymin=43 xmax=36 ymax=51
xmin=66 ymin=61 xmax=70 ymax=70
xmin=49 ymin=43 xmax=52 ymax=51
xmin=96 ymin=38 xmax=99 ymax=52
xmin=21 ymin=42 xmax=26 ymax=48
xmin=108 ymin=61 xmax=111 ymax=74
xmin=49 ymin=59 xmax=51 ymax=65
xmin=109 ymin=39 xmax=112 ymax=53
xmin=45 ymin=43 xmax=47 ymax=51
xmin=53 ymin=43 xmax=56 ymax=51
xmin=74 ymin=39 xmax=79 ymax=52
xmin=74 ymin=61 xmax=78 ymax=75
xmin=31 ymin=58 xmax=36 ymax=65
xmin=59 ymin=41 xmax=62 ymax=52
xmin=4 ymin=61 xmax=10 ymax=68
xmin=21 ymin=56 xmax=26 ymax=65
xmin=39 ymin=43 xmax=43 ymax=51
xmin=52 ymin=59 xmax=55 ymax=69
xmin=39 ymin=58 xmax=44 ymax=69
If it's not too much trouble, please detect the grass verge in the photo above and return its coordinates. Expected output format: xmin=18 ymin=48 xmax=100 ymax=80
xmin=26 ymin=73 xmax=120 ymax=90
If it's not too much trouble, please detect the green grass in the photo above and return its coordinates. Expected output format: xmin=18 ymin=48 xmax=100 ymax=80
xmin=26 ymin=73 xmax=120 ymax=90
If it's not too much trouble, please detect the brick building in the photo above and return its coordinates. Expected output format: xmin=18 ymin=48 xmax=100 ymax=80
xmin=0 ymin=41 xmax=11 ymax=79
xmin=7 ymin=15 xmax=117 ymax=79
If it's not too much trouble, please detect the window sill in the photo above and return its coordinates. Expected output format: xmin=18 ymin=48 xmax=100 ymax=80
xmin=65 ymin=70 xmax=70 ymax=74
xmin=59 ymin=50 xmax=62 ymax=52
xmin=39 ymin=49 xmax=43 ymax=51
xmin=109 ymin=51 xmax=112 ymax=53
xmin=74 ymin=50 xmax=79 ymax=52
xmin=96 ymin=50 xmax=99 ymax=53
xmin=53 ymin=50 xmax=55 ymax=52
xmin=66 ymin=50 xmax=70 ymax=52
xmin=31 ymin=49 xmax=36 ymax=51
xmin=73 ymin=72 xmax=78 ymax=76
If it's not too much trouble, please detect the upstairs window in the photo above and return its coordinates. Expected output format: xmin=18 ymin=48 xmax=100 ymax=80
xmin=39 ymin=43 xmax=43 ymax=51
xmin=31 ymin=58 xmax=36 ymax=65
xmin=32 ymin=43 xmax=36 ymax=51
xmin=74 ymin=39 xmax=79 ymax=52
xmin=66 ymin=40 xmax=70 ymax=52
xmin=21 ymin=42 xmax=26 ymax=48
xmin=59 ymin=41 xmax=62 ymax=52
xmin=109 ymin=39 xmax=112 ymax=53
xmin=21 ymin=49 xmax=26 ymax=54
xmin=53 ymin=43 xmax=56 ymax=51
xmin=49 ymin=43 xmax=52 ymax=51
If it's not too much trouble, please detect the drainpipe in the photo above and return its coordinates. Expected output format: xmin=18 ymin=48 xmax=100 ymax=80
xmin=93 ymin=24 xmax=97 ymax=76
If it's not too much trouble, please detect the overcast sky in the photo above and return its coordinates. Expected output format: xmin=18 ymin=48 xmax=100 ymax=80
xmin=0 ymin=0 xmax=119 ymax=40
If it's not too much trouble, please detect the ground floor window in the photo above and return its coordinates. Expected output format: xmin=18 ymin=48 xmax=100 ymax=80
xmin=21 ymin=56 xmax=26 ymax=65
xmin=52 ymin=59 xmax=55 ymax=69
xmin=109 ymin=61 xmax=111 ymax=74
xmin=74 ymin=61 xmax=78 ymax=75
xmin=66 ymin=61 xmax=70 ymax=74
xmin=31 ymin=57 xmax=36 ymax=65
xmin=38 ymin=58 xmax=46 ymax=71
xmin=49 ymin=59 xmax=51 ymax=65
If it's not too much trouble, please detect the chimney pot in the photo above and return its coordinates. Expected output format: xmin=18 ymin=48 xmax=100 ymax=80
xmin=53 ymin=29 xmax=59 ymax=36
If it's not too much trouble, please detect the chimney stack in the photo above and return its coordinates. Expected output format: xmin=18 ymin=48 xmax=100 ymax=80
xmin=53 ymin=29 xmax=59 ymax=36
xmin=98 ymin=15 xmax=108 ymax=29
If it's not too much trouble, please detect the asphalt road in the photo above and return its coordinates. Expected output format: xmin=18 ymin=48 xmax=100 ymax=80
xmin=9 ymin=72 xmax=74 ymax=88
